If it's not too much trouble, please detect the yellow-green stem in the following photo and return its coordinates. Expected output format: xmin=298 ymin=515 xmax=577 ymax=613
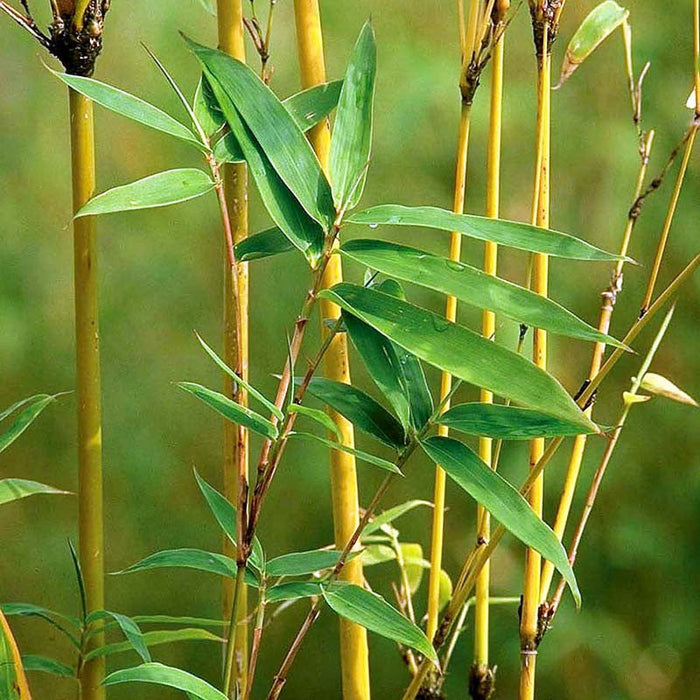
xmin=293 ymin=3 xmax=369 ymax=698
xmin=217 ymin=2 xmax=249 ymax=695
xmin=70 ymin=87 xmax=105 ymax=700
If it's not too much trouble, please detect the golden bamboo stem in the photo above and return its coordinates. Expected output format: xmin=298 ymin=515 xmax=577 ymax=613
xmin=0 ymin=609 xmax=31 ymax=698
xmin=473 ymin=6 xmax=506 ymax=687
xmin=217 ymin=1 xmax=249 ymax=694
xmin=70 ymin=87 xmax=104 ymax=700
xmin=293 ymin=3 xmax=370 ymax=698
xmin=519 ymin=21 xmax=551 ymax=700
xmin=426 ymin=0 xmax=482 ymax=645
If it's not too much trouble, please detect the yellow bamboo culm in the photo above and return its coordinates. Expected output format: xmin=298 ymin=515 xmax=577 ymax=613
xmin=519 ymin=16 xmax=551 ymax=699
xmin=473 ymin=3 xmax=506 ymax=694
xmin=425 ymin=0 xmax=482 ymax=647
xmin=1 ymin=609 xmax=32 ymax=698
xmin=293 ymin=3 xmax=370 ymax=699
xmin=70 ymin=88 xmax=105 ymax=700
xmin=217 ymin=1 xmax=250 ymax=694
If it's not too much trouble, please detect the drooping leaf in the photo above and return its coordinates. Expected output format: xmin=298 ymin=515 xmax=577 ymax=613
xmin=1 ymin=604 xmax=80 ymax=647
xmin=115 ymin=548 xmax=258 ymax=587
xmin=195 ymin=332 xmax=283 ymax=419
xmin=0 ymin=479 xmax=69 ymax=507
xmin=322 ymin=584 xmax=438 ymax=664
xmin=193 ymin=470 xmax=265 ymax=572
xmin=76 ymin=169 xmax=215 ymax=217
xmin=86 ymin=611 xmax=150 ymax=664
xmin=84 ymin=628 xmax=222 ymax=662
xmin=265 ymin=581 xmax=323 ymax=604
xmin=437 ymin=403 xmax=597 ymax=439
xmin=321 ymin=284 xmax=596 ymax=431
xmin=557 ymin=1 xmax=629 ymax=88
xmin=301 ymin=377 xmax=406 ymax=448
xmin=341 ymin=240 xmax=627 ymax=346
xmin=266 ymin=549 xmax=351 ymax=578
xmin=421 ymin=436 xmax=580 ymax=606
xmin=21 ymin=655 xmax=75 ymax=679
xmin=330 ymin=22 xmax=376 ymax=210
xmin=187 ymin=39 xmax=335 ymax=230
xmin=289 ymin=433 xmax=403 ymax=475
xmin=103 ymin=663 xmax=228 ymax=700
xmin=0 ymin=394 xmax=57 ymax=454
xmin=51 ymin=70 xmax=202 ymax=149
xmin=348 ymin=205 xmax=623 ymax=261
xmin=361 ymin=500 xmax=432 ymax=537
xmin=233 ymin=227 xmax=296 ymax=263
xmin=177 ymin=382 xmax=278 ymax=440
xmin=289 ymin=404 xmax=343 ymax=441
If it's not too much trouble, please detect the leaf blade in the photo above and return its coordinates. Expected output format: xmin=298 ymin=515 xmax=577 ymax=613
xmin=0 ymin=479 xmax=70 ymax=507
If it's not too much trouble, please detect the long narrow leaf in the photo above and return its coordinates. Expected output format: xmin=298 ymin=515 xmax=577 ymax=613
xmin=233 ymin=227 xmax=296 ymax=263
xmin=421 ymin=436 xmax=580 ymax=605
xmin=0 ymin=479 xmax=69 ymax=507
xmin=266 ymin=549 xmax=349 ymax=578
xmin=86 ymin=611 xmax=150 ymax=663
xmin=348 ymin=205 xmax=624 ymax=261
xmin=321 ymin=284 xmax=596 ymax=431
xmin=0 ymin=394 xmax=57 ymax=454
xmin=21 ymin=655 xmax=75 ymax=679
xmin=361 ymin=500 xmax=432 ymax=537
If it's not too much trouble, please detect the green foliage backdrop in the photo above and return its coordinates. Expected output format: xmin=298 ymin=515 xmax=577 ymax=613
xmin=1 ymin=1 xmax=698 ymax=698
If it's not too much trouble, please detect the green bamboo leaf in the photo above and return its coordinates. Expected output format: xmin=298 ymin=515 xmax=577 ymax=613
xmin=1 ymin=604 xmax=81 ymax=648
xmin=114 ymin=548 xmax=259 ymax=587
xmin=50 ymin=70 xmax=202 ymax=149
xmin=360 ymin=544 xmax=396 ymax=566
xmin=0 ymin=479 xmax=69 ymax=507
xmin=130 ymin=615 xmax=226 ymax=628
xmin=321 ymin=284 xmax=596 ymax=431
xmin=87 ymin=611 xmax=150 ymax=664
xmin=194 ymin=76 xmax=225 ymax=136
xmin=233 ymin=227 xmax=296 ymax=263
xmin=21 ymin=655 xmax=75 ymax=679
xmin=265 ymin=581 xmax=323 ymax=604
xmin=400 ymin=543 xmax=425 ymax=593
xmin=194 ymin=332 xmax=283 ymax=419
xmin=348 ymin=205 xmax=624 ymax=261
xmin=193 ymin=470 xmax=265 ymax=572
xmin=301 ymin=377 xmax=407 ymax=448
xmin=289 ymin=404 xmax=343 ymax=441
xmin=438 ymin=403 xmax=597 ymax=439
xmin=361 ymin=500 xmax=432 ymax=537
xmin=177 ymin=382 xmax=278 ymax=440
xmin=0 ymin=394 xmax=57 ymax=454
xmin=77 ymin=169 xmax=214 ymax=217
xmin=557 ymin=1 xmax=629 ymax=88
xmin=266 ymin=549 xmax=350 ymax=578
xmin=187 ymin=38 xmax=335 ymax=230
xmin=289 ymin=433 xmax=403 ymax=475
xmin=330 ymin=22 xmax=376 ymax=210
xmin=341 ymin=240 xmax=627 ymax=347
xmin=103 ymin=663 xmax=228 ymax=700
xmin=421 ymin=436 xmax=581 ymax=606
xmin=84 ymin=628 xmax=222 ymax=662
xmin=322 ymin=584 xmax=438 ymax=664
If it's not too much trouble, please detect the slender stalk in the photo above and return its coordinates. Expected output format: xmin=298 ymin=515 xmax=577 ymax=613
xmin=223 ymin=562 xmax=249 ymax=697
xmin=217 ymin=2 xmax=250 ymax=694
xmin=401 ymin=254 xmax=700 ymax=700
xmin=426 ymin=0 xmax=480 ymax=646
xmin=245 ymin=581 xmax=267 ymax=699
xmin=472 ymin=4 xmax=506 ymax=696
xmin=539 ymin=129 xmax=655 ymax=601
xmin=0 ymin=608 xmax=31 ymax=698
xmin=548 ymin=305 xmax=677 ymax=615
xmin=292 ymin=3 xmax=369 ymax=698
xmin=520 ymin=9 xmax=551 ymax=697
xmin=70 ymin=87 xmax=105 ymax=700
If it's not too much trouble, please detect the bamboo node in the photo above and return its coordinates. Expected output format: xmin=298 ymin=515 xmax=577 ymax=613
xmin=469 ymin=663 xmax=496 ymax=700
xmin=50 ymin=1 xmax=109 ymax=75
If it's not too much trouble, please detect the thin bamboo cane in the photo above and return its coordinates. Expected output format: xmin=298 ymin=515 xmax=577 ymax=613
xmin=70 ymin=87 xmax=105 ymax=700
xmin=519 ymin=14 xmax=550 ymax=699
xmin=0 ymin=609 xmax=31 ymax=698
xmin=425 ymin=0 xmax=481 ymax=646
xmin=217 ymin=1 xmax=249 ymax=695
xmin=472 ymin=5 xmax=506 ymax=696
xmin=292 ymin=3 xmax=370 ymax=698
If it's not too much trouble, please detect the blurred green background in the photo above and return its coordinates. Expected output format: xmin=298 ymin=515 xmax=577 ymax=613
xmin=1 ymin=1 xmax=698 ymax=698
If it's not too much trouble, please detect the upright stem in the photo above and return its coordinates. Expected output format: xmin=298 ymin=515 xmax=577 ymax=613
xmin=539 ymin=129 xmax=655 ymax=601
xmin=293 ymin=3 xmax=369 ymax=699
xmin=217 ymin=2 xmax=249 ymax=695
xmin=70 ymin=87 xmax=104 ymax=700
xmin=472 ymin=6 xmax=506 ymax=696
xmin=519 ymin=17 xmax=550 ymax=699
xmin=426 ymin=0 xmax=481 ymax=645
